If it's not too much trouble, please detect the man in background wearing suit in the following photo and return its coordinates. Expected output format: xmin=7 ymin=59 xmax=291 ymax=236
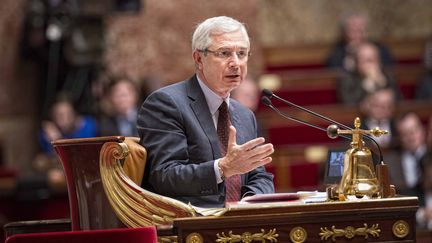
xmin=137 ymin=16 xmax=274 ymax=208
xmin=385 ymin=112 xmax=428 ymax=202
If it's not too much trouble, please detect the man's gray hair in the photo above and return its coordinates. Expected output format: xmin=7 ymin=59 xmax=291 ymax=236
xmin=192 ymin=16 xmax=250 ymax=51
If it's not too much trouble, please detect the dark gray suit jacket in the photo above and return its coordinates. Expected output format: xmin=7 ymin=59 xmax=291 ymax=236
xmin=137 ymin=75 xmax=274 ymax=208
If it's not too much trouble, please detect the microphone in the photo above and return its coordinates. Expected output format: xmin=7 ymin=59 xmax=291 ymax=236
xmin=261 ymin=97 xmax=351 ymax=141
xmin=263 ymin=89 xmax=352 ymax=131
xmin=261 ymin=90 xmax=384 ymax=163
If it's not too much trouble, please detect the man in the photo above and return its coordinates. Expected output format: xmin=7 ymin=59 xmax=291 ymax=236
xmin=360 ymin=88 xmax=397 ymax=149
xmin=137 ymin=16 xmax=274 ymax=208
xmin=98 ymin=77 xmax=139 ymax=137
xmin=325 ymin=12 xmax=394 ymax=72
xmin=385 ymin=112 xmax=428 ymax=200
xmin=231 ymin=77 xmax=260 ymax=113
xmin=336 ymin=41 xmax=401 ymax=104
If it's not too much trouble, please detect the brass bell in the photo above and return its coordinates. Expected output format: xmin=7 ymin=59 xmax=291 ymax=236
xmin=334 ymin=117 xmax=388 ymax=199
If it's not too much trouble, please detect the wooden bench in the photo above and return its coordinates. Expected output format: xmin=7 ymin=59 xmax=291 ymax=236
xmin=263 ymin=38 xmax=426 ymax=71
xmin=257 ymin=64 xmax=425 ymax=108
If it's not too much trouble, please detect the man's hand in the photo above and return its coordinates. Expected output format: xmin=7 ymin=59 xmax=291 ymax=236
xmin=219 ymin=126 xmax=274 ymax=178
xmin=42 ymin=121 xmax=62 ymax=141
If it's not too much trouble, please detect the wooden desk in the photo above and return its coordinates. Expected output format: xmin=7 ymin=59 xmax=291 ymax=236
xmin=174 ymin=196 xmax=418 ymax=243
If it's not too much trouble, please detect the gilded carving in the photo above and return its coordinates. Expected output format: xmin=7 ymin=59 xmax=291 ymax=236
xmin=392 ymin=220 xmax=409 ymax=238
xmin=289 ymin=227 xmax=307 ymax=243
xmin=319 ymin=223 xmax=381 ymax=241
xmin=99 ymin=140 xmax=197 ymax=228
xmin=216 ymin=228 xmax=278 ymax=243
xmin=185 ymin=232 xmax=203 ymax=243
xmin=159 ymin=236 xmax=178 ymax=243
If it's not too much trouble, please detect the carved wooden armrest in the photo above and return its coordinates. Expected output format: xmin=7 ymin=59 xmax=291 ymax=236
xmin=99 ymin=139 xmax=197 ymax=228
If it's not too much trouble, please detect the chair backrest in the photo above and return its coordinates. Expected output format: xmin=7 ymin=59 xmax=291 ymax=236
xmin=5 ymin=226 xmax=157 ymax=243
xmin=52 ymin=136 xmax=196 ymax=232
xmin=52 ymin=136 xmax=126 ymax=230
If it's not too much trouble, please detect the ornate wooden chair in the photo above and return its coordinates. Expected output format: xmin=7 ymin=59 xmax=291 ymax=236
xmin=4 ymin=136 xmax=200 ymax=242
xmin=52 ymin=136 xmax=198 ymax=242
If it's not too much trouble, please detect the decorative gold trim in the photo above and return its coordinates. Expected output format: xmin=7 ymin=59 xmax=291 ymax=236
xmin=216 ymin=229 xmax=278 ymax=243
xmin=159 ymin=236 xmax=178 ymax=243
xmin=289 ymin=227 xmax=307 ymax=243
xmin=392 ymin=220 xmax=409 ymax=238
xmin=319 ymin=224 xmax=380 ymax=241
xmin=99 ymin=140 xmax=197 ymax=228
xmin=186 ymin=233 xmax=203 ymax=243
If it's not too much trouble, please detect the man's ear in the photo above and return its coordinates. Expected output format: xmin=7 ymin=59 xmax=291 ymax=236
xmin=193 ymin=51 xmax=203 ymax=70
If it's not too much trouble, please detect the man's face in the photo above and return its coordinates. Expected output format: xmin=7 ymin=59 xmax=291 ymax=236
xmin=397 ymin=115 xmax=426 ymax=153
xmin=52 ymin=102 xmax=76 ymax=133
xmin=368 ymin=90 xmax=395 ymax=121
xmin=344 ymin=16 xmax=366 ymax=45
xmin=194 ymin=30 xmax=249 ymax=98
xmin=357 ymin=44 xmax=380 ymax=75
xmin=110 ymin=81 xmax=138 ymax=116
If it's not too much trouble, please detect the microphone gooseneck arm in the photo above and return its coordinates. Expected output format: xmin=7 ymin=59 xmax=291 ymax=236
xmin=261 ymin=97 xmax=352 ymax=141
xmin=262 ymin=90 xmax=384 ymax=163
xmin=263 ymin=89 xmax=352 ymax=130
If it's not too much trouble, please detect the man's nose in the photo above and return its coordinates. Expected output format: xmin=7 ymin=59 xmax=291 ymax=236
xmin=228 ymin=53 xmax=240 ymax=67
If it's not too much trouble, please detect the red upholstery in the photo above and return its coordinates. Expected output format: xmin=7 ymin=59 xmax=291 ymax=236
xmin=5 ymin=227 xmax=158 ymax=243
xmin=268 ymin=125 xmax=344 ymax=146
xmin=289 ymin=162 xmax=320 ymax=190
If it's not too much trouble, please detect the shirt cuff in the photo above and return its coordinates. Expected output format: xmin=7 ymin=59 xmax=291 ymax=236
xmin=242 ymin=191 xmax=255 ymax=199
xmin=214 ymin=159 xmax=223 ymax=184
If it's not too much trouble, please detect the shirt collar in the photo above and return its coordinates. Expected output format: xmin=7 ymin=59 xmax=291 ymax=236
xmin=196 ymin=75 xmax=230 ymax=115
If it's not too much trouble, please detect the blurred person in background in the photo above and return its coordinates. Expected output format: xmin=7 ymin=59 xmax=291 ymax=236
xmin=417 ymin=154 xmax=432 ymax=230
xmin=38 ymin=93 xmax=98 ymax=155
xmin=359 ymin=88 xmax=398 ymax=149
xmin=231 ymin=77 xmax=265 ymax=138
xmin=231 ymin=77 xmax=260 ymax=113
xmin=385 ymin=112 xmax=429 ymax=203
xmin=36 ymin=92 xmax=97 ymax=191
xmin=415 ymin=37 xmax=432 ymax=100
xmin=337 ymin=41 xmax=402 ymax=105
xmin=428 ymin=115 xmax=432 ymax=150
xmin=98 ymin=77 xmax=140 ymax=137
xmin=326 ymin=11 xmax=394 ymax=72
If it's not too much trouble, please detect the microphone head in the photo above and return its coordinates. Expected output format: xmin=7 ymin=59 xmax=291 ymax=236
xmin=262 ymin=89 xmax=274 ymax=98
xmin=261 ymin=96 xmax=273 ymax=107
xmin=327 ymin=124 xmax=339 ymax=139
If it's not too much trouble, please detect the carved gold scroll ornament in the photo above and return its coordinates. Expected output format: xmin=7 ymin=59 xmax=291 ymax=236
xmin=216 ymin=228 xmax=278 ymax=243
xmin=319 ymin=223 xmax=380 ymax=241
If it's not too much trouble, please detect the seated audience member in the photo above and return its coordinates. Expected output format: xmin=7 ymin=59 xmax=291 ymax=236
xmin=417 ymin=154 xmax=432 ymax=230
xmin=98 ymin=77 xmax=140 ymax=137
xmin=385 ymin=112 xmax=428 ymax=202
xmin=36 ymin=93 xmax=97 ymax=191
xmin=231 ymin=77 xmax=260 ymax=113
xmin=336 ymin=41 xmax=402 ymax=105
xmin=39 ymin=94 xmax=98 ymax=155
xmin=415 ymin=37 xmax=432 ymax=100
xmin=326 ymin=12 xmax=394 ymax=72
xmin=231 ymin=77 xmax=266 ymax=138
xmin=359 ymin=88 xmax=397 ymax=149
xmin=428 ymin=115 xmax=432 ymax=150
xmin=138 ymin=16 xmax=275 ymax=208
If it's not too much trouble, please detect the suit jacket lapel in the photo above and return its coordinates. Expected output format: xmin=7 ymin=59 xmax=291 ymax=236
xmin=187 ymin=76 xmax=221 ymax=158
